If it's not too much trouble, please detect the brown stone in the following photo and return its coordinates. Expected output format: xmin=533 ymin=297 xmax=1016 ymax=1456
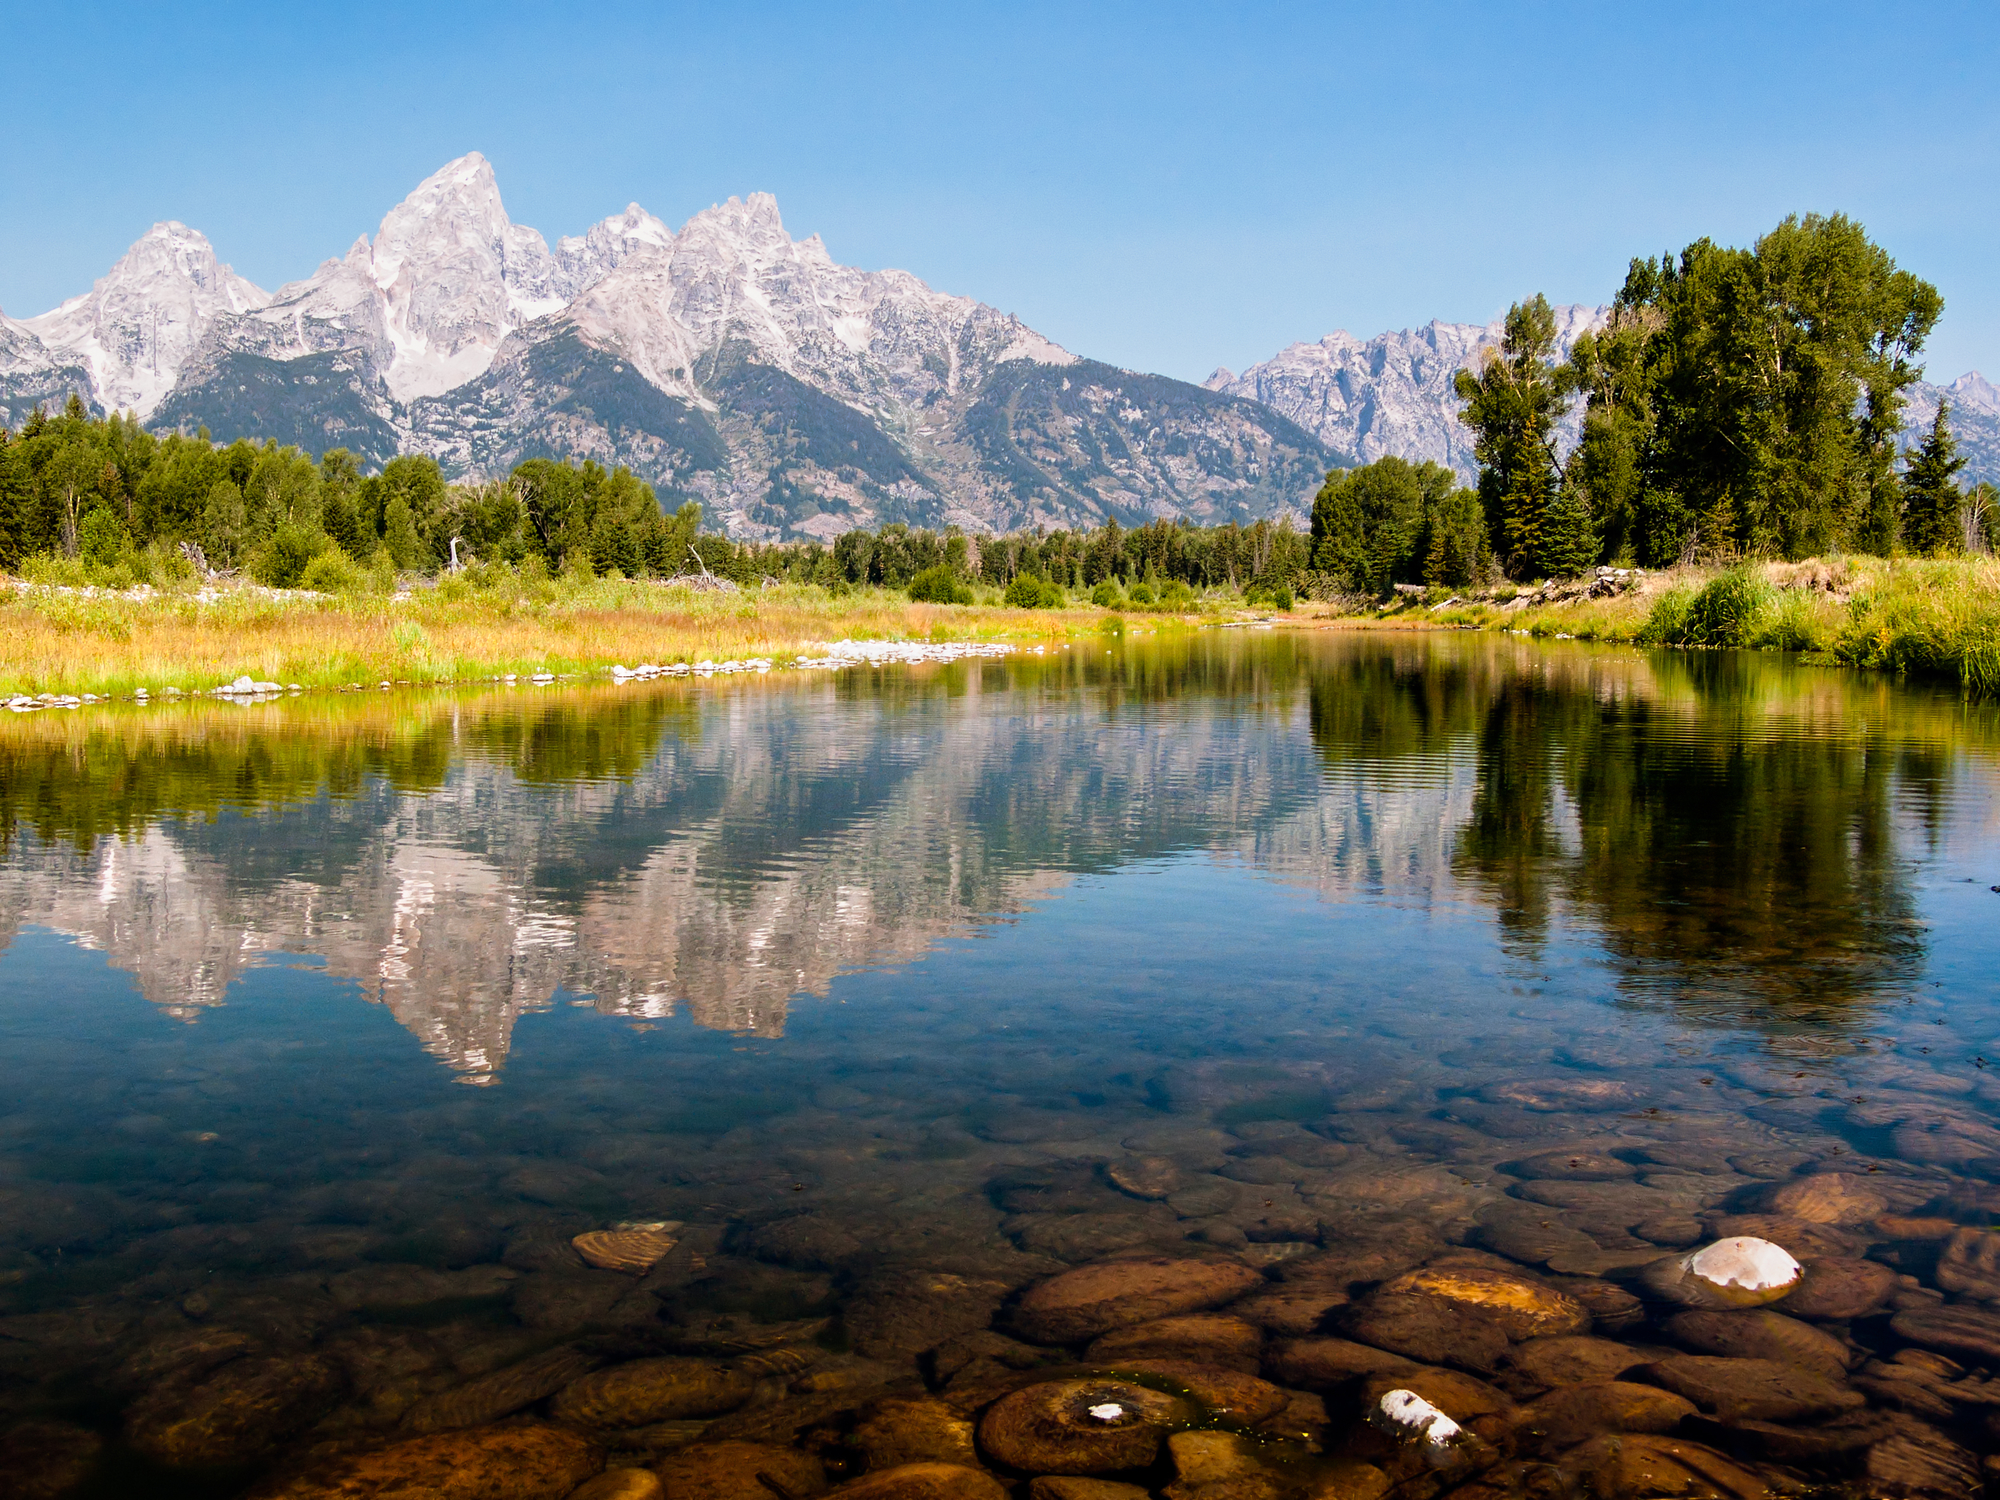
xmin=1473 ymin=1211 xmax=1600 ymax=1268
xmin=1561 ymin=1434 xmax=1769 ymax=1499
xmin=1761 ymin=1173 xmax=1889 ymax=1227
xmin=1512 ymin=1382 xmax=1697 ymax=1456
xmin=851 ymin=1398 xmax=981 ymax=1471
xmin=1933 ymin=1228 xmax=2000 ymax=1303
xmin=1388 ymin=1269 xmax=1589 ymax=1341
xmin=1359 ymin=1367 xmax=1515 ymax=1422
xmin=125 ymin=1353 xmax=345 ymax=1470
xmin=1783 ymin=1256 xmax=1898 ymax=1321
xmin=1107 ymin=1157 xmax=1185 ymax=1200
xmin=0 ymin=1420 xmax=103 ymax=1500
xmin=551 ymin=1358 xmax=757 ymax=1427
xmin=1297 ymin=1461 xmax=1391 ymax=1500
xmin=1227 ymin=1286 xmax=1348 ymax=1336
xmin=1705 ymin=1214 xmax=1863 ymax=1259
xmin=1508 ymin=1150 xmax=1637 ymax=1181
xmin=401 ymin=1346 xmax=600 ymax=1433
xmin=1661 ymin=1310 xmax=1851 ymax=1379
xmin=1544 ymin=1277 xmax=1645 ymax=1333
xmin=1264 ymin=1337 xmax=1417 ymax=1387
xmin=651 ymin=1441 xmax=828 ymax=1500
xmin=1012 ymin=1258 xmax=1265 ymax=1344
xmin=1029 ymin=1481 xmax=1150 ymax=1500
xmin=977 ymin=1379 xmax=1191 ymax=1473
xmin=1632 ymin=1355 xmax=1865 ymax=1423
xmin=1086 ymin=1316 xmax=1260 ymax=1372
xmin=833 ymin=1466 xmax=1010 ymax=1500
xmin=1890 ymin=1303 xmax=2000 ymax=1364
xmin=1167 ymin=1430 xmax=1261 ymax=1485
xmin=1496 ymin=1336 xmax=1648 ymax=1394
xmin=571 ymin=1473 xmax=667 ymax=1500
xmin=1863 ymin=1418 xmax=1981 ymax=1500
xmin=1481 ymin=1078 xmax=1642 ymax=1112
xmin=1340 ymin=1267 xmax=1587 ymax=1373
xmin=247 ymin=1423 xmax=602 ymax=1500
xmin=845 ymin=1272 xmax=1013 ymax=1363
xmin=1094 ymin=1360 xmax=1286 ymax=1424
xmin=1697 ymin=1408 xmax=1894 ymax=1465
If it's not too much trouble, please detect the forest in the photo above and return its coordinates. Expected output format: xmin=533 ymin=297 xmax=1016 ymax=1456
xmin=0 ymin=397 xmax=1311 ymax=603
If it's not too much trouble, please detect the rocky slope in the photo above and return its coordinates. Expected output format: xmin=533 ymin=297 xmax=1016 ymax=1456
xmin=1216 ymin=311 xmax=2000 ymax=489
xmin=25 ymin=154 xmax=1330 ymax=537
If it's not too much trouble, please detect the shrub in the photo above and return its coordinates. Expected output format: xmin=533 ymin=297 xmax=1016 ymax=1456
xmin=1127 ymin=582 xmax=1156 ymax=606
xmin=300 ymin=548 xmax=366 ymax=595
xmin=1679 ymin=568 xmax=1772 ymax=647
xmin=1089 ymin=580 xmax=1123 ymax=608
xmin=909 ymin=565 xmax=974 ymax=604
xmin=77 ymin=509 xmax=129 ymax=568
xmin=1159 ymin=580 xmax=1194 ymax=609
xmin=1270 ymin=585 xmax=1295 ymax=611
xmin=1635 ymin=586 xmax=1695 ymax=645
xmin=1004 ymin=574 xmax=1063 ymax=608
xmin=248 ymin=523 xmax=333 ymax=589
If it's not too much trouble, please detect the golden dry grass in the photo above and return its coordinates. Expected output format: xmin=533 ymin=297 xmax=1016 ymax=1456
xmin=0 ymin=578 xmax=1099 ymax=696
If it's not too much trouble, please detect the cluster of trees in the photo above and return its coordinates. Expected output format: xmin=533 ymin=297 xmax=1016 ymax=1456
xmin=1458 ymin=214 xmax=1992 ymax=579
xmin=0 ymin=397 xmax=1315 ymax=601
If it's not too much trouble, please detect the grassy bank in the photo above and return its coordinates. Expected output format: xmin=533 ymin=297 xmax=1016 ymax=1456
xmin=0 ymin=574 xmax=1128 ymax=697
xmin=1326 ymin=554 xmax=2000 ymax=696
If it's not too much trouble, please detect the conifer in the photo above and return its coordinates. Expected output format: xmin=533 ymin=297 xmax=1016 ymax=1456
xmin=1901 ymin=400 xmax=1966 ymax=557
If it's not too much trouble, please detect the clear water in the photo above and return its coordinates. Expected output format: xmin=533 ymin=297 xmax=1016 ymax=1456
xmin=2 ymin=630 xmax=1998 ymax=1494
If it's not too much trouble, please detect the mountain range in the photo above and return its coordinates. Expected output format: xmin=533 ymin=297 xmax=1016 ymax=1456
xmin=3 ymin=154 xmax=1993 ymax=538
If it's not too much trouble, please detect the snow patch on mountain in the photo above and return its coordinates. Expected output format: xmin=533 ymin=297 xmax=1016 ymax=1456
xmin=22 ymin=222 xmax=266 ymax=418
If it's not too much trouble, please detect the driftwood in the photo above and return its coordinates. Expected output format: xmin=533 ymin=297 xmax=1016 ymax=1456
xmin=671 ymin=546 xmax=741 ymax=593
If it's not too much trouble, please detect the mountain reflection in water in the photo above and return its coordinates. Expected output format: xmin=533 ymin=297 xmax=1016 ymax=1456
xmin=0 ymin=634 xmax=1991 ymax=1080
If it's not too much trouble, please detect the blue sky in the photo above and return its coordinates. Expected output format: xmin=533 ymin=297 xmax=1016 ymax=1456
xmin=3 ymin=1 xmax=1994 ymax=383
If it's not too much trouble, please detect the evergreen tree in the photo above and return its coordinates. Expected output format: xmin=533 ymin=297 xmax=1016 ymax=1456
xmin=1454 ymin=295 xmax=1574 ymax=578
xmin=1538 ymin=473 xmax=1597 ymax=579
xmin=382 ymin=494 xmax=423 ymax=569
xmin=1901 ymin=399 xmax=1967 ymax=556
xmin=0 ymin=434 xmax=28 ymax=570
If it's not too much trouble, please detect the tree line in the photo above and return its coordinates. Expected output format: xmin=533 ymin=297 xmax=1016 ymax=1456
xmin=1308 ymin=212 xmax=1996 ymax=595
xmin=0 ymin=397 xmax=1312 ymax=600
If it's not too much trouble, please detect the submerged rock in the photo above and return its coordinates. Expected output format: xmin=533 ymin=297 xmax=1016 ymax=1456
xmin=574 ymin=1224 xmax=682 ymax=1275
xmin=1086 ymin=1315 xmax=1261 ymax=1372
xmin=1761 ymin=1173 xmax=1888 ymax=1227
xmin=246 ymin=1422 xmax=600 ymax=1499
xmin=1638 ymin=1237 xmax=1801 ymax=1309
xmin=1029 ymin=1479 xmax=1151 ymax=1500
xmin=649 ymin=1440 xmax=827 ymax=1500
xmin=400 ymin=1345 xmax=600 ymax=1432
xmin=1510 ymin=1381 xmax=1697 ymax=1457
xmin=125 ymin=1352 xmax=345 ymax=1470
xmin=1560 ymin=1433 xmax=1768 ymax=1500
xmin=1094 ymin=1360 xmax=1287 ymax=1424
xmin=1632 ymin=1354 xmax=1865 ymax=1423
xmin=569 ymin=1473 xmax=667 ymax=1500
xmin=1783 ymin=1256 xmax=1899 ymax=1321
xmin=550 ymin=1356 xmax=757 ymax=1427
xmin=1495 ymin=1335 xmax=1650 ymax=1394
xmin=1507 ymin=1150 xmax=1637 ymax=1182
xmin=1340 ymin=1266 xmax=1587 ymax=1372
xmin=830 ymin=1464 xmax=1008 ymax=1500
xmin=1106 ymin=1157 xmax=1186 ymax=1200
xmin=1661 ymin=1309 xmax=1850 ymax=1379
xmin=976 ymin=1378 xmax=1191 ymax=1473
xmin=0 ymin=1420 xmax=104 ymax=1500
xmin=1011 ymin=1257 xmax=1264 ymax=1344
xmin=1266 ymin=1336 xmax=1417 ymax=1388
xmin=1888 ymin=1302 xmax=2000 ymax=1363
xmin=844 ymin=1271 xmax=1013 ymax=1364
xmin=1932 ymin=1227 xmax=2000 ymax=1303
xmin=850 ymin=1397 xmax=981 ymax=1470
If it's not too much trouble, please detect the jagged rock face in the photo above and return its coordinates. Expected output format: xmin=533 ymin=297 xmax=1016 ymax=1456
xmin=0 ymin=312 xmax=95 ymax=426
xmin=1207 ymin=305 xmax=1607 ymax=483
xmin=1903 ymin=372 xmax=2000 ymax=490
xmin=19 ymin=155 xmax=1331 ymax=535
xmin=20 ymin=222 xmax=265 ymax=419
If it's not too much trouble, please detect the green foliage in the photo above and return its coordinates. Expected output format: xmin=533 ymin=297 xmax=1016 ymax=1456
xmin=299 ymin=548 xmax=367 ymax=595
xmin=203 ymin=479 xmax=246 ymax=567
xmin=1089 ymin=579 xmax=1123 ymax=607
xmin=76 ymin=508 xmax=128 ymax=567
xmin=1456 ymin=295 xmax=1577 ymax=578
xmin=249 ymin=522 xmax=333 ymax=589
xmin=1127 ymin=581 xmax=1155 ymax=606
xmin=1312 ymin=455 xmax=1484 ymax=594
xmin=1902 ymin=400 xmax=1967 ymax=557
xmin=1269 ymin=585 xmax=1295 ymax=611
xmin=1680 ymin=569 xmax=1774 ymax=646
xmin=908 ymin=565 xmax=974 ymax=604
xmin=1562 ymin=214 xmax=1942 ymax=564
xmin=1004 ymin=573 xmax=1064 ymax=608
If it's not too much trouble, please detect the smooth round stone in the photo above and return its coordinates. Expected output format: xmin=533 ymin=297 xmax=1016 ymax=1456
xmin=1661 ymin=1310 xmax=1851 ymax=1379
xmin=248 ymin=1423 xmax=601 ymax=1499
xmin=1227 ymin=1285 xmax=1350 ymax=1336
xmin=1265 ymin=1337 xmax=1418 ymax=1387
xmin=1705 ymin=1214 xmax=1863 ymax=1259
xmin=1380 ymin=1268 xmax=1590 ymax=1342
xmin=1507 ymin=1151 xmax=1636 ymax=1182
xmin=401 ymin=1346 xmax=600 ymax=1433
xmin=1761 ymin=1173 xmax=1888 ymax=1227
xmin=1862 ymin=1424 xmax=1982 ymax=1500
xmin=1479 ymin=1078 xmax=1642 ymax=1113
xmin=1029 ymin=1481 xmax=1151 ymax=1500
xmin=1496 ymin=1336 xmax=1649 ymax=1394
xmin=978 ymin=1379 xmax=1189 ymax=1474
xmin=1092 ymin=1360 xmax=1286 ymax=1424
xmin=550 ymin=1358 xmax=756 ymax=1427
xmin=1630 ymin=1355 xmax=1865 ymax=1423
xmin=1562 ymin=1433 xmax=1768 ymax=1500
xmin=1889 ymin=1303 xmax=2000 ymax=1363
xmin=831 ymin=1464 xmax=1009 ymax=1500
xmin=1637 ymin=1237 xmax=1802 ymax=1309
xmin=125 ymin=1353 xmax=345 ymax=1470
xmin=843 ymin=1271 xmax=1013 ymax=1363
xmin=850 ymin=1398 xmax=980 ymax=1470
xmin=1011 ymin=1257 xmax=1264 ymax=1344
xmin=650 ymin=1441 xmax=827 ymax=1500
xmin=1106 ymin=1156 xmax=1184 ymax=1200
xmin=1085 ymin=1315 xmax=1261 ymax=1371
xmin=1511 ymin=1382 xmax=1698 ymax=1456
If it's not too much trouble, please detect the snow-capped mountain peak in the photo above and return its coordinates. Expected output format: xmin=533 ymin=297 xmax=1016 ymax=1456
xmin=23 ymin=220 xmax=267 ymax=418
